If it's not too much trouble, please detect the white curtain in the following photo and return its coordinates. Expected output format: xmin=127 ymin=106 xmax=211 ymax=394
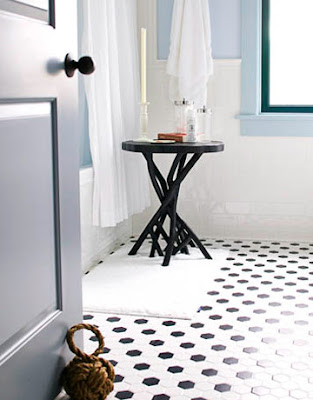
xmin=167 ymin=0 xmax=213 ymax=108
xmin=81 ymin=0 xmax=150 ymax=227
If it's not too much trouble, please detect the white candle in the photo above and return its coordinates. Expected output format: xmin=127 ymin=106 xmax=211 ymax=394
xmin=141 ymin=27 xmax=147 ymax=103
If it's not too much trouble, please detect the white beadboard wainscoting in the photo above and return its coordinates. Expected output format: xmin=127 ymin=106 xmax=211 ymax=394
xmin=79 ymin=167 xmax=132 ymax=273
xmin=132 ymin=59 xmax=313 ymax=242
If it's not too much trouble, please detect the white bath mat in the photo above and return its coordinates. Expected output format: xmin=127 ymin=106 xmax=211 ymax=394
xmin=82 ymin=241 xmax=229 ymax=320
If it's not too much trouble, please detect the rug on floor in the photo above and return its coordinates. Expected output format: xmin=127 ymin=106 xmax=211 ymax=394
xmin=82 ymin=240 xmax=229 ymax=319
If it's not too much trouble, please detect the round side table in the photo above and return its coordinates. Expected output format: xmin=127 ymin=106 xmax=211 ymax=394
xmin=122 ymin=140 xmax=224 ymax=266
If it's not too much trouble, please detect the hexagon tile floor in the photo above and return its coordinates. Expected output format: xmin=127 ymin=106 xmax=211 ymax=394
xmin=83 ymin=239 xmax=313 ymax=400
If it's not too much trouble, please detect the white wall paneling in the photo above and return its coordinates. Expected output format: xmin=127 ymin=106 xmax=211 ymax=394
xmin=134 ymin=0 xmax=313 ymax=241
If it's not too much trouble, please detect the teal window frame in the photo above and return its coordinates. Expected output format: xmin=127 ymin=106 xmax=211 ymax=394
xmin=238 ymin=0 xmax=313 ymax=137
xmin=261 ymin=0 xmax=313 ymax=113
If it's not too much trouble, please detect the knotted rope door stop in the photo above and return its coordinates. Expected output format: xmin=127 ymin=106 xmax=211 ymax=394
xmin=61 ymin=323 xmax=115 ymax=400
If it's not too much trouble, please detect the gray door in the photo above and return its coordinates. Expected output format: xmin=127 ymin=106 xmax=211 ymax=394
xmin=0 ymin=1 xmax=83 ymax=399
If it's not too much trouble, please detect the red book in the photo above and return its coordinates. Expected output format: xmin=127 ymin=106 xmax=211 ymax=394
xmin=157 ymin=133 xmax=187 ymax=142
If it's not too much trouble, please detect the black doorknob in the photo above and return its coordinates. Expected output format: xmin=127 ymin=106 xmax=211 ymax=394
xmin=64 ymin=53 xmax=95 ymax=77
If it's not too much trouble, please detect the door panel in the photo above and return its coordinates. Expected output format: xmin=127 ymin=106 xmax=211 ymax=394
xmin=12 ymin=0 xmax=49 ymax=10
xmin=0 ymin=1 xmax=82 ymax=399
xmin=0 ymin=102 xmax=59 ymax=355
xmin=0 ymin=0 xmax=49 ymax=22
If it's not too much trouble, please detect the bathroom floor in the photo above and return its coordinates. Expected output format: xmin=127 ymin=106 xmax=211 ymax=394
xmin=83 ymin=239 xmax=313 ymax=400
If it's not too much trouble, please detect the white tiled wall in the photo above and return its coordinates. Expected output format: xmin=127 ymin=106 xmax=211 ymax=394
xmin=132 ymin=58 xmax=313 ymax=241
xmin=79 ymin=168 xmax=132 ymax=272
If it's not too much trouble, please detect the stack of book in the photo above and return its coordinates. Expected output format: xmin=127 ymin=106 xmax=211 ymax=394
xmin=157 ymin=133 xmax=187 ymax=142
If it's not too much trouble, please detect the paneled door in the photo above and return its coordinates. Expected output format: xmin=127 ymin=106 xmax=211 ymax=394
xmin=0 ymin=1 xmax=83 ymax=399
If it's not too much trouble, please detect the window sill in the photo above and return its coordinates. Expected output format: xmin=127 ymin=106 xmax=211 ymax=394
xmin=236 ymin=114 xmax=313 ymax=136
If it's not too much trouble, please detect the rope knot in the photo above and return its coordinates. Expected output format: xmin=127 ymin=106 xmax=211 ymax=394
xmin=61 ymin=323 xmax=115 ymax=400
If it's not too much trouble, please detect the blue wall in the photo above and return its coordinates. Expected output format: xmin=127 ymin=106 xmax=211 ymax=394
xmin=80 ymin=0 xmax=241 ymax=167
xmin=157 ymin=0 xmax=241 ymax=60
xmin=79 ymin=83 xmax=92 ymax=168
xmin=78 ymin=0 xmax=92 ymax=168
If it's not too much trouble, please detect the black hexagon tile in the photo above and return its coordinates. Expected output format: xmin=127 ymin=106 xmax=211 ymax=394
xmin=83 ymin=314 xmax=94 ymax=320
xmin=202 ymin=368 xmax=217 ymax=377
xmin=162 ymin=320 xmax=176 ymax=326
xmin=100 ymin=347 xmax=110 ymax=354
xmin=180 ymin=342 xmax=195 ymax=349
xmin=214 ymin=383 xmax=231 ymax=392
xmin=231 ymin=335 xmax=245 ymax=342
xmin=113 ymin=327 xmax=127 ymax=333
xmin=119 ymin=337 xmax=134 ymax=344
xmin=223 ymin=357 xmax=238 ymax=365
xmin=149 ymin=340 xmax=164 ymax=346
xmin=168 ymin=365 xmax=183 ymax=373
xmin=126 ymin=350 xmax=142 ymax=357
xmin=114 ymin=374 xmax=124 ymax=383
xmin=142 ymin=377 xmax=160 ymax=386
xmin=243 ymin=347 xmax=258 ymax=354
xmin=191 ymin=398 xmax=208 ymax=400
xmin=236 ymin=371 xmax=252 ymax=379
xmin=200 ymin=333 xmax=215 ymax=339
xmin=106 ymin=316 xmax=120 ymax=322
xmin=134 ymin=363 xmax=150 ymax=370
xmin=178 ymin=380 xmax=195 ymax=389
xmin=171 ymin=331 xmax=185 ymax=337
xmin=134 ymin=319 xmax=148 ymax=325
xmin=219 ymin=324 xmax=232 ymax=330
xmin=141 ymin=329 xmax=156 ymax=335
xmin=211 ymin=344 xmax=226 ymax=351
xmin=158 ymin=352 xmax=173 ymax=359
xmin=191 ymin=322 xmax=204 ymax=328
xmin=115 ymin=391 xmax=134 ymax=399
xmin=209 ymin=314 xmax=222 ymax=320
xmin=190 ymin=354 xmax=206 ymax=362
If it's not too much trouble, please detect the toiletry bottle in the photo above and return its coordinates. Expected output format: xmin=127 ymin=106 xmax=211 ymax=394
xmin=197 ymin=106 xmax=212 ymax=141
xmin=174 ymin=98 xmax=194 ymax=133
xmin=186 ymin=109 xmax=197 ymax=142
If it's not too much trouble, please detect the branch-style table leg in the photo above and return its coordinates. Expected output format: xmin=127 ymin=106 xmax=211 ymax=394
xmin=162 ymin=186 xmax=178 ymax=266
xmin=128 ymin=151 xmax=212 ymax=265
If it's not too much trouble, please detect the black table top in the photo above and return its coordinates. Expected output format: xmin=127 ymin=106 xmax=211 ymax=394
xmin=122 ymin=140 xmax=224 ymax=154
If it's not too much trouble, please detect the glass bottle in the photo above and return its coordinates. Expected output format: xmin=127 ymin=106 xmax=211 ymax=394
xmin=186 ymin=109 xmax=197 ymax=142
xmin=174 ymin=99 xmax=194 ymax=133
xmin=196 ymin=106 xmax=212 ymax=141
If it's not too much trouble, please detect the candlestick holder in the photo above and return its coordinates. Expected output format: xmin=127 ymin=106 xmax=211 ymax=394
xmin=134 ymin=102 xmax=154 ymax=142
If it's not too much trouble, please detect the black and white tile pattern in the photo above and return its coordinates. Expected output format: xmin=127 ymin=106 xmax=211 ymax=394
xmin=83 ymin=239 xmax=313 ymax=399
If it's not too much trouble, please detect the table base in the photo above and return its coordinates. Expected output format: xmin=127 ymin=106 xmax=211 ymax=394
xmin=129 ymin=152 xmax=212 ymax=266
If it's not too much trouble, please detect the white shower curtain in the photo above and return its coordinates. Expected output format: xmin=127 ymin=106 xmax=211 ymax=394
xmin=81 ymin=0 xmax=150 ymax=227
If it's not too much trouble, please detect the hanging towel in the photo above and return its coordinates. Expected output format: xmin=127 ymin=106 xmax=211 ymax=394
xmin=166 ymin=0 xmax=213 ymax=108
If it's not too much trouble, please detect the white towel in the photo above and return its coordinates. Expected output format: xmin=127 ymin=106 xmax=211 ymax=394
xmin=166 ymin=0 xmax=213 ymax=108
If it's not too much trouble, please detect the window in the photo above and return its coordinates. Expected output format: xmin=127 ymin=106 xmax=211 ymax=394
xmin=239 ymin=0 xmax=313 ymax=136
xmin=262 ymin=0 xmax=313 ymax=112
